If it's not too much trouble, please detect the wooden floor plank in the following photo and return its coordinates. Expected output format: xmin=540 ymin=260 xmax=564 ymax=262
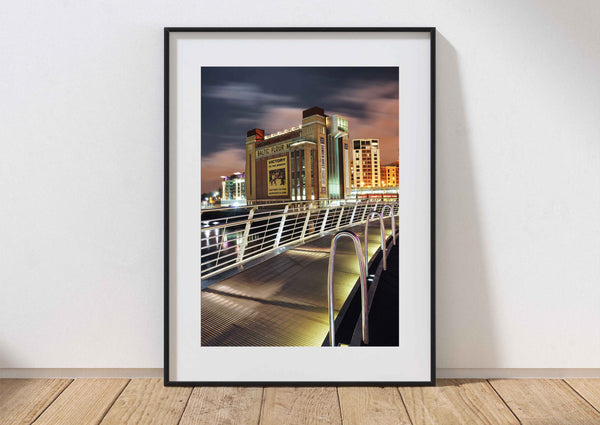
xmin=338 ymin=387 xmax=411 ymax=425
xmin=400 ymin=379 xmax=519 ymax=425
xmin=0 ymin=378 xmax=72 ymax=425
xmin=99 ymin=379 xmax=191 ymax=425
xmin=490 ymin=378 xmax=600 ymax=424
xmin=565 ymin=379 xmax=600 ymax=413
xmin=5 ymin=378 xmax=600 ymax=425
xmin=32 ymin=378 xmax=129 ymax=425
xmin=260 ymin=387 xmax=341 ymax=425
xmin=179 ymin=387 xmax=262 ymax=425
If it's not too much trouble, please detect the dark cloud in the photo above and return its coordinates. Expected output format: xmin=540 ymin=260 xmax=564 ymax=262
xmin=205 ymin=82 xmax=295 ymax=107
xmin=201 ymin=67 xmax=398 ymax=192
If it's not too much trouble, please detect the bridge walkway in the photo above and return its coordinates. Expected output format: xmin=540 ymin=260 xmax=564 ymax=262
xmin=201 ymin=217 xmax=395 ymax=346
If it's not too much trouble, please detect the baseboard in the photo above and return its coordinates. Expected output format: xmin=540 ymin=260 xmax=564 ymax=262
xmin=2 ymin=368 xmax=599 ymax=379
xmin=437 ymin=369 xmax=600 ymax=379
xmin=0 ymin=369 xmax=163 ymax=378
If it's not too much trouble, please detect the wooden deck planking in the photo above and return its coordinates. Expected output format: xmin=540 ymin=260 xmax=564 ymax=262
xmin=399 ymin=379 xmax=520 ymax=425
xmin=490 ymin=378 xmax=600 ymax=424
xmin=179 ymin=387 xmax=262 ymax=425
xmin=32 ymin=378 xmax=129 ymax=425
xmin=3 ymin=378 xmax=600 ymax=424
xmin=0 ymin=378 xmax=72 ymax=425
xmin=565 ymin=379 xmax=600 ymax=413
xmin=260 ymin=387 xmax=341 ymax=425
xmin=338 ymin=387 xmax=411 ymax=425
xmin=99 ymin=379 xmax=191 ymax=425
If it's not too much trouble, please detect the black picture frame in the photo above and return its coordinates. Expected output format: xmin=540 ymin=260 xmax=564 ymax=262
xmin=164 ymin=27 xmax=436 ymax=386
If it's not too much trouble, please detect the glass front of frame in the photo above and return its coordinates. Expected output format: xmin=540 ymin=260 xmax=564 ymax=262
xmin=167 ymin=29 xmax=434 ymax=384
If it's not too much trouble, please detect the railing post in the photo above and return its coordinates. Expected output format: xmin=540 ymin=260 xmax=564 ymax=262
xmin=300 ymin=204 xmax=313 ymax=241
xmin=361 ymin=200 xmax=369 ymax=222
xmin=349 ymin=202 xmax=358 ymax=224
xmin=273 ymin=204 xmax=290 ymax=248
xmin=364 ymin=211 xmax=387 ymax=276
xmin=327 ymin=231 xmax=368 ymax=346
xmin=336 ymin=206 xmax=345 ymax=229
xmin=381 ymin=204 xmax=396 ymax=245
xmin=237 ymin=207 xmax=256 ymax=263
xmin=320 ymin=207 xmax=330 ymax=233
xmin=215 ymin=231 xmax=226 ymax=265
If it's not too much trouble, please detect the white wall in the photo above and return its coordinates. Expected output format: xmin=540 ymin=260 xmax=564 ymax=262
xmin=1 ymin=0 xmax=598 ymax=374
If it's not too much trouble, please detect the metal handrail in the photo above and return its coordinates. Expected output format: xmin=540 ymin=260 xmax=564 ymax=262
xmin=326 ymin=231 xmax=368 ymax=347
xmin=381 ymin=204 xmax=396 ymax=245
xmin=207 ymin=198 xmax=354 ymax=214
xmin=201 ymin=198 xmax=399 ymax=279
xmin=364 ymin=211 xmax=387 ymax=275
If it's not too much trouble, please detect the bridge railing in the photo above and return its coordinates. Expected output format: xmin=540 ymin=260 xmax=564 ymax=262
xmin=200 ymin=199 xmax=399 ymax=279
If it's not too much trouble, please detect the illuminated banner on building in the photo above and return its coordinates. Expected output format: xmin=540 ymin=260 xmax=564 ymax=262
xmin=320 ymin=137 xmax=327 ymax=194
xmin=267 ymin=156 xmax=288 ymax=196
xmin=256 ymin=142 xmax=293 ymax=159
xmin=344 ymin=143 xmax=350 ymax=195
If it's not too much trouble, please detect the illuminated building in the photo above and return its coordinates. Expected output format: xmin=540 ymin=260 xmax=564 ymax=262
xmin=381 ymin=162 xmax=399 ymax=187
xmin=220 ymin=172 xmax=246 ymax=205
xmin=326 ymin=115 xmax=351 ymax=200
xmin=351 ymin=139 xmax=381 ymax=188
xmin=245 ymin=107 xmax=351 ymax=202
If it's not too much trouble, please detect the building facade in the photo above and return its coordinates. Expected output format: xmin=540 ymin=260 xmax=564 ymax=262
xmin=245 ymin=107 xmax=351 ymax=202
xmin=381 ymin=161 xmax=399 ymax=188
xmin=220 ymin=172 xmax=246 ymax=204
xmin=351 ymin=139 xmax=381 ymax=188
xmin=326 ymin=115 xmax=351 ymax=200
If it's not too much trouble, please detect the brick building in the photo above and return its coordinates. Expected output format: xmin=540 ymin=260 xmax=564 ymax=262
xmin=381 ymin=161 xmax=399 ymax=188
xmin=245 ymin=107 xmax=351 ymax=202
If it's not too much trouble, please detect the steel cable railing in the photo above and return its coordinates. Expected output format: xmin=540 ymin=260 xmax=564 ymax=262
xmin=200 ymin=198 xmax=399 ymax=279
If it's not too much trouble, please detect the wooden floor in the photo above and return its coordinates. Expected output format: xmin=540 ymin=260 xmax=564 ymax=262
xmin=1 ymin=379 xmax=600 ymax=424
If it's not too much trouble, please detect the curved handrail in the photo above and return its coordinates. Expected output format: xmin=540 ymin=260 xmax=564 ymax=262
xmin=381 ymin=204 xmax=396 ymax=245
xmin=327 ymin=231 xmax=369 ymax=347
xmin=364 ymin=211 xmax=387 ymax=275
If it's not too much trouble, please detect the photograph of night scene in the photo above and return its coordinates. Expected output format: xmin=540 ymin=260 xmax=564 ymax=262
xmin=200 ymin=67 xmax=400 ymax=347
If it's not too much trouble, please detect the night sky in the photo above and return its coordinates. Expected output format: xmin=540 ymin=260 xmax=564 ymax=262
xmin=201 ymin=67 xmax=399 ymax=193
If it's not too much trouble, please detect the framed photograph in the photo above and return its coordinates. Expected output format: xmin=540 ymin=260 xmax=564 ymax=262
xmin=165 ymin=27 xmax=435 ymax=385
